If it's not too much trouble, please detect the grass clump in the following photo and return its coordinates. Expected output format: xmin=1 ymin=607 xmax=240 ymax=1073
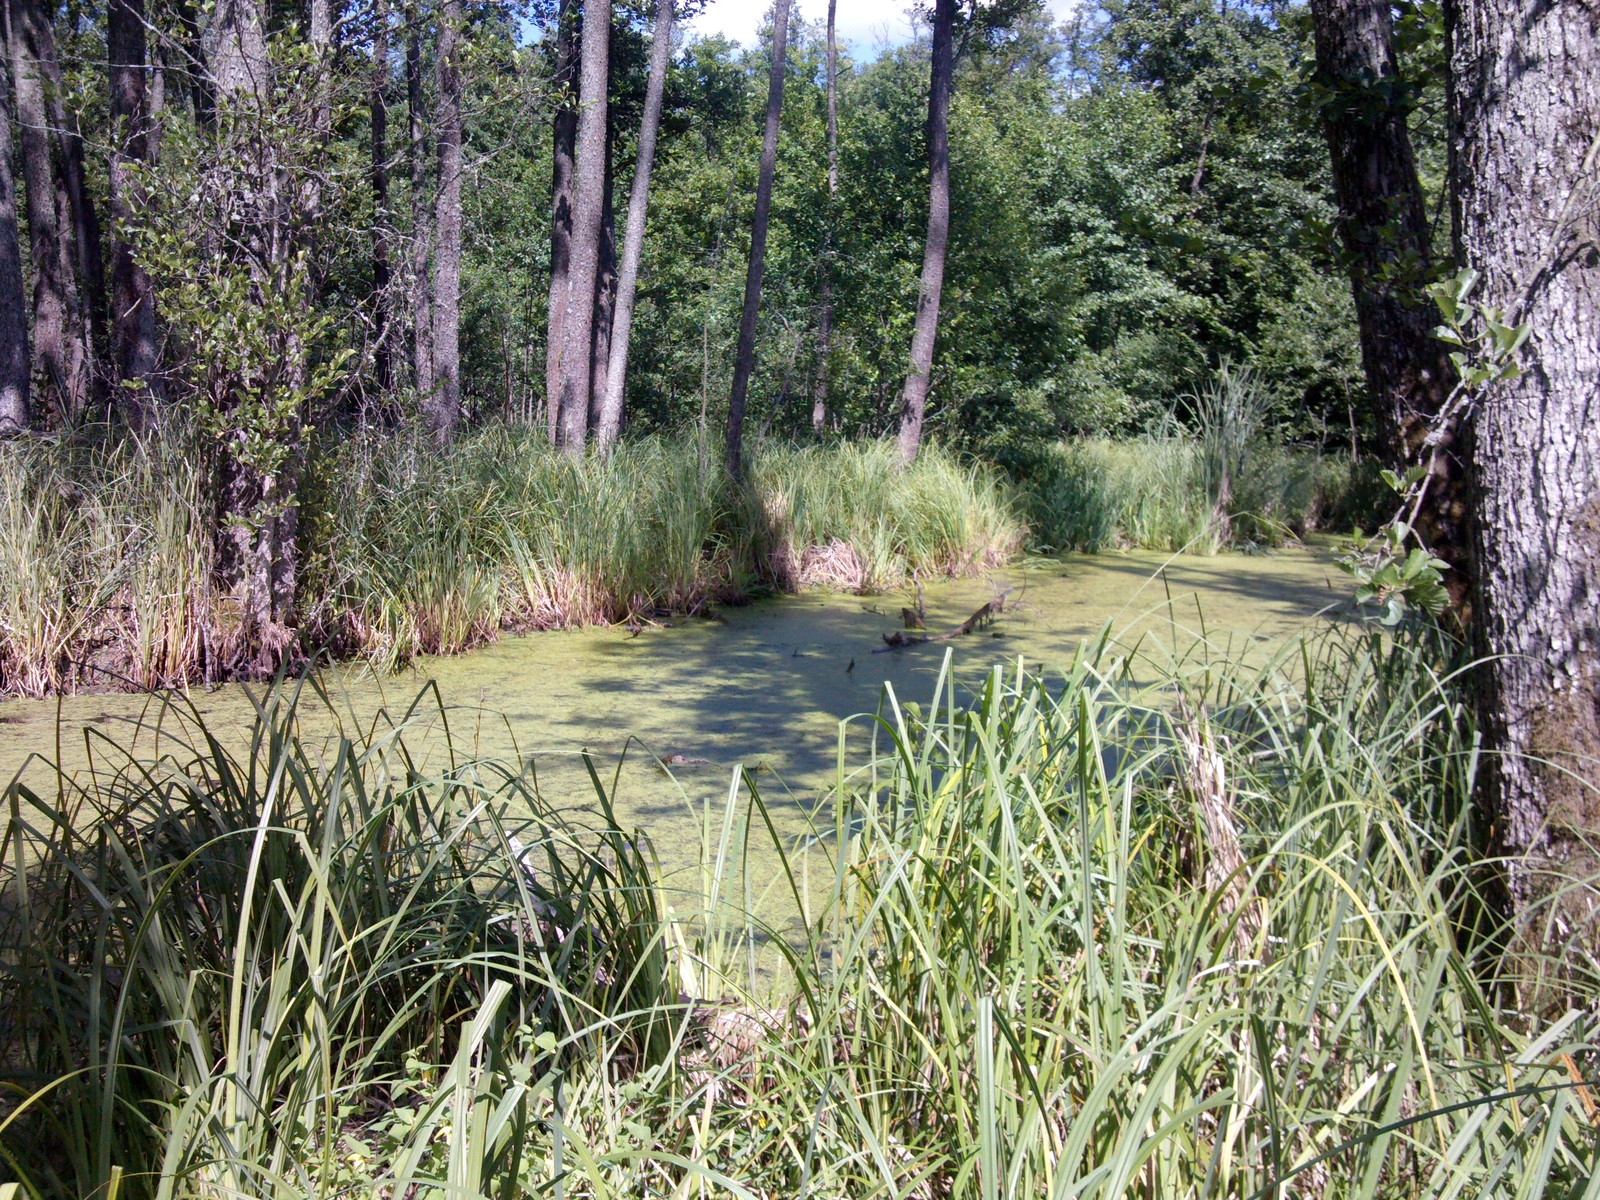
xmin=0 ymin=429 xmax=1024 ymax=693
xmin=3 ymin=625 xmax=1595 ymax=1197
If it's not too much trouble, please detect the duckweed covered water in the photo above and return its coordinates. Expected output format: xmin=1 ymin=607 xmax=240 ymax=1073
xmin=1 ymin=547 xmax=1349 ymax=888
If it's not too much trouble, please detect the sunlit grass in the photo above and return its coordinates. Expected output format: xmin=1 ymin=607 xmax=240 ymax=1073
xmin=2 ymin=623 xmax=1594 ymax=1197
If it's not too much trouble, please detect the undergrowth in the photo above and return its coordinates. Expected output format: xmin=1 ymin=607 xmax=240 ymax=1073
xmin=2 ymin=623 xmax=1595 ymax=1197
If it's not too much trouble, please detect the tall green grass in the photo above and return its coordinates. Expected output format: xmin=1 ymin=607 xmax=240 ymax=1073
xmin=3 ymin=625 xmax=1594 ymax=1197
xmin=0 ymin=429 xmax=1023 ymax=693
xmin=1021 ymin=437 xmax=1356 ymax=554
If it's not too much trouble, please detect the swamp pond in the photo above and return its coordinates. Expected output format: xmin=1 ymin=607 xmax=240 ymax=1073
xmin=1 ymin=546 xmax=1349 ymax=907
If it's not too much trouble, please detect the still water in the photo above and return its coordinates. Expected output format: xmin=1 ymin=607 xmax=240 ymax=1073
xmin=1 ymin=546 xmax=1349 ymax=886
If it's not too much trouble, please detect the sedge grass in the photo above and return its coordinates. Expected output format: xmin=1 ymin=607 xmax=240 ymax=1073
xmin=2 ymin=623 xmax=1595 ymax=1197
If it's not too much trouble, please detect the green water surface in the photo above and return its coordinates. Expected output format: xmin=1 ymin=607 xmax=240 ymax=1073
xmin=1 ymin=547 xmax=1349 ymax=896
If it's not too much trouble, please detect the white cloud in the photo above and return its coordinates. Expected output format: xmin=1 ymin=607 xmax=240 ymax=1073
xmin=687 ymin=0 xmax=1078 ymax=50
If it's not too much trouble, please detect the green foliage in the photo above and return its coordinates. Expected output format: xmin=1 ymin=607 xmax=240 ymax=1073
xmin=3 ymin=626 xmax=1593 ymax=1196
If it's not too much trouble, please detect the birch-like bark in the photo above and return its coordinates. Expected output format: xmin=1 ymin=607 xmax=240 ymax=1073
xmin=895 ymin=0 xmax=954 ymax=464
xmin=407 ymin=8 xmax=433 ymax=395
xmin=429 ymin=0 xmax=463 ymax=443
xmin=724 ymin=0 xmax=790 ymax=480
xmin=810 ymin=0 xmax=837 ymax=434
xmin=595 ymin=0 xmax=672 ymax=452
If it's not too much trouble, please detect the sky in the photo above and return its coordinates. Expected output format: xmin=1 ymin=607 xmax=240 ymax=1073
xmin=687 ymin=0 xmax=1079 ymax=50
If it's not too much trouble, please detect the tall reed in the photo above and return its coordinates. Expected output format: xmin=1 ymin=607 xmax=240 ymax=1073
xmin=3 ymin=624 xmax=1593 ymax=1197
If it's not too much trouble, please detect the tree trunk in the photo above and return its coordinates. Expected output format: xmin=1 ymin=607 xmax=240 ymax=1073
xmin=429 ymin=0 xmax=463 ymax=443
xmin=724 ymin=0 xmax=790 ymax=480
xmin=407 ymin=7 xmax=433 ymax=396
xmin=370 ymin=0 xmax=394 ymax=399
xmin=554 ymin=0 xmax=609 ymax=453
xmin=595 ymin=0 xmax=672 ymax=453
xmin=0 ymin=38 xmax=29 ymax=435
xmin=1310 ymin=0 xmax=1468 ymax=604
xmin=1447 ymin=0 xmax=1600 ymax=947
xmin=108 ymin=0 xmax=161 ymax=432
xmin=544 ymin=0 xmax=577 ymax=440
xmin=896 ymin=0 xmax=954 ymax=464
xmin=810 ymin=0 xmax=837 ymax=435
xmin=8 ymin=0 xmax=88 ymax=424
xmin=587 ymin=127 xmax=617 ymax=432
xmin=24 ymin=4 xmax=104 ymax=401
xmin=208 ymin=0 xmax=267 ymax=98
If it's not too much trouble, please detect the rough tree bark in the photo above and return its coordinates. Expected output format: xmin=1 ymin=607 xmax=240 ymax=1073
xmin=544 ymin=0 xmax=578 ymax=440
xmin=810 ymin=0 xmax=837 ymax=435
xmin=1446 ymin=0 xmax=1600 ymax=951
xmin=1310 ymin=0 xmax=1468 ymax=604
xmin=0 ymin=40 xmax=29 ymax=435
xmin=553 ymin=0 xmax=609 ymax=452
xmin=896 ymin=0 xmax=954 ymax=464
xmin=429 ymin=0 xmax=463 ymax=443
xmin=8 ymin=0 xmax=89 ymax=423
xmin=370 ymin=0 xmax=394 ymax=398
xmin=407 ymin=5 xmax=433 ymax=396
xmin=724 ymin=0 xmax=790 ymax=480
xmin=108 ymin=0 xmax=161 ymax=431
xmin=595 ymin=0 xmax=672 ymax=453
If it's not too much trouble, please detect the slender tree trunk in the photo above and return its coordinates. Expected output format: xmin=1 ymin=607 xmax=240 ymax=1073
xmin=810 ymin=0 xmax=837 ymax=435
xmin=370 ymin=0 xmax=394 ymax=399
xmin=429 ymin=0 xmax=462 ymax=443
xmin=407 ymin=8 xmax=432 ymax=395
xmin=595 ymin=0 xmax=672 ymax=452
xmin=544 ymin=0 xmax=577 ymax=440
xmin=1446 ymin=0 xmax=1600 ymax=946
xmin=108 ymin=0 xmax=161 ymax=431
xmin=587 ymin=128 xmax=616 ymax=431
xmin=8 ymin=0 xmax=88 ymax=423
xmin=554 ymin=0 xmax=609 ymax=452
xmin=724 ymin=0 xmax=790 ymax=480
xmin=1310 ymin=0 xmax=1468 ymax=604
xmin=896 ymin=0 xmax=954 ymax=464
xmin=0 ymin=36 xmax=29 ymax=435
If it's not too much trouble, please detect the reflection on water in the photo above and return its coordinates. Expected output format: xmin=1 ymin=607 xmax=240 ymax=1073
xmin=1 ymin=547 xmax=1350 ymax=886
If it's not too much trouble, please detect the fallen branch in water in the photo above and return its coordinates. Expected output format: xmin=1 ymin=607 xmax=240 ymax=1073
xmin=876 ymin=591 xmax=1009 ymax=651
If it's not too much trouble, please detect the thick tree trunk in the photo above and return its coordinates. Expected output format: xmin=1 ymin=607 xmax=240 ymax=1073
xmin=544 ymin=0 xmax=577 ymax=440
xmin=896 ymin=0 xmax=954 ymax=464
xmin=587 ymin=131 xmax=617 ymax=432
xmin=208 ymin=0 xmax=267 ymax=97
xmin=370 ymin=0 xmax=394 ymax=399
xmin=429 ymin=0 xmax=463 ymax=443
xmin=594 ymin=0 xmax=672 ymax=452
xmin=811 ymin=0 xmax=837 ymax=435
xmin=407 ymin=9 xmax=433 ymax=396
xmin=1447 ymin=0 xmax=1600 ymax=947
xmin=724 ymin=0 xmax=790 ymax=480
xmin=1310 ymin=0 xmax=1468 ymax=603
xmin=8 ymin=0 xmax=89 ymax=423
xmin=108 ymin=0 xmax=161 ymax=432
xmin=0 ymin=40 xmax=29 ymax=435
xmin=554 ymin=0 xmax=609 ymax=453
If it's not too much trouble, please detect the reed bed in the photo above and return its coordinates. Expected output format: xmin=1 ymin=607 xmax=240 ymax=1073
xmin=1020 ymin=437 xmax=1356 ymax=554
xmin=0 ymin=430 xmax=1023 ymax=694
xmin=2 ymin=624 xmax=1594 ymax=1197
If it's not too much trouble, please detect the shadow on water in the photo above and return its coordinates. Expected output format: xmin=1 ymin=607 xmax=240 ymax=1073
xmin=0 ymin=545 xmax=1354 ymax=905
